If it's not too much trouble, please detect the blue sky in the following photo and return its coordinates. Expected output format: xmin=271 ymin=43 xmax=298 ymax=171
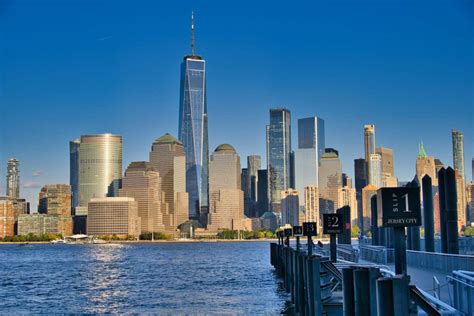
xmin=0 ymin=0 xmax=473 ymax=210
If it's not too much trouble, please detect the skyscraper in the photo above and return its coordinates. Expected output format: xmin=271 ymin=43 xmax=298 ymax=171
xmin=319 ymin=148 xmax=342 ymax=216
xmin=281 ymin=189 xmax=299 ymax=227
xmin=369 ymin=153 xmax=382 ymax=188
xmin=246 ymin=155 xmax=261 ymax=203
xmin=338 ymin=185 xmax=358 ymax=226
xmin=6 ymin=158 xmax=20 ymax=199
xmin=208 ymin=144 xmax=244 ymax=231
xmin=267 ymin=108 xmax=291 ymax=213
xmin=452 ymin=129 xmax=465 ymax=179
xmin=178 ymin=13 xmax=209 ymax=222
xmin=294 ymin=116 xmax=325 ymax=210
xmin=364 ymin=124 xmax=376 ymax=183
xmin=256 ymin=169 xmax=269 ymax=217
xmin=69 ymin=140 xmax=80 ymax=210
xmin=304 ymin=185 xmax=319 ymax=223
xmin=36 ymin=184 xmax=73 ymax=236
xmin=149 ymin=133 xmax=189 ymax=229
xmin=70 ymin=134 xmax=123 ymax=215
xmin=376 ymin=146 xmax=397 ymax=187
xmin=354 ymin=158 xmax=367 ymax=226
xmin=119 ymin=162 xmax=164 ymax=234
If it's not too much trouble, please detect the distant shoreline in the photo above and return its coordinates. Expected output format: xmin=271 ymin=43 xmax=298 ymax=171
xmin=0 ymin=239 xmax=278 ymax=245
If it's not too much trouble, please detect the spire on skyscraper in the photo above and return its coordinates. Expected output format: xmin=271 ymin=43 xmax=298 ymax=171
xmin=191 ymin=11 xmax=195 ymax=56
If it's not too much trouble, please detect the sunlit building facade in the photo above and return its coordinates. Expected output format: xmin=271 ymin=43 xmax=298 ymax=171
xmin=6 ymin=158 xmax=20 ymax=199
xmin=319 ymin=149 xmax=342 ymax=215
xmin=266 ymin=108 xmax=292 ymax=213
xmin=304 ymin=186 xmax=319 ymax=223
xmin=281 ymin=189 xmax=299 ymax=227
xmin=150 ymin=134 xmax=189 ymax=230
xmin=70 ymin=134 xmax=123 ymax=215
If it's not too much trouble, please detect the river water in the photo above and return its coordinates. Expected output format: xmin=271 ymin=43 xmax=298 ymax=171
xmin=0 ymin=241 xmax=288 ymax=314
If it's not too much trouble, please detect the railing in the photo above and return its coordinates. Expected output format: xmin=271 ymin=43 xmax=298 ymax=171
xmin=359 ymin=245 xmax=390 ymax=264
xmin=406 ymin=251 xmax=474 ymax=274
xmin=410 ymin=286 xmax=460 ymax=315
xmin=447 ymin=270 xmax=474 ymax=316
xmin=336 ymin=244 xmax=359 ymax=263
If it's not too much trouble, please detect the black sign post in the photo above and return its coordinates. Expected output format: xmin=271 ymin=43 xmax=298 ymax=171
xmin=323 ymin=213 xmax=343 ymax=262
xmin=284 ymin=228 xmax=292 ymax=247
xmin=303 ymin=222 xmax=317 ymax=256
xmin=377 ymin=187 xmax=421 ymax=275
xmin=293 ymin=226 xmax=303 ymax=251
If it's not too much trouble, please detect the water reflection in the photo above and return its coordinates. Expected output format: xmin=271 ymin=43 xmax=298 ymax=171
xmin=82 ymin=244 xmax=129 ymax=313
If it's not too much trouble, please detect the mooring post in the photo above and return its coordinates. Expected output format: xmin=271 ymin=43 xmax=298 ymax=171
xmin=393 ymin=227 xmax=407 ymax=276
xmin=354 ymin=268 xmax=371 ymax=315
xmin=376 ymin=277 xmax=394 ymax=316
xmin=330 ymin=234 xmax=337 ymax=262
xmin=342 ymin=267 xmax=355 ymax=316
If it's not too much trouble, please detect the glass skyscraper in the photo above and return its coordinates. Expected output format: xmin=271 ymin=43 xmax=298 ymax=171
xmin=295 ymin=117 xmax=325 ymax=209
xmin=266 ymin=108 xmax=291 ymax=212
xmin=178 ymin=13 xmax=209 ymax=221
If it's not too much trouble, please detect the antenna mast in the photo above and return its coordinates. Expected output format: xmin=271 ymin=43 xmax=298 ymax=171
xmin=191 ymin=11 xmax=195 ymax=56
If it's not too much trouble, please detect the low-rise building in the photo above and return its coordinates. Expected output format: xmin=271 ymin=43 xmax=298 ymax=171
xmin=87 ymin=197 xmax=141 ymax=237
xmin=17 ymin=214 xmax=72 ymax=236
xmin=0 ymin=200 xmax=15 ymax=238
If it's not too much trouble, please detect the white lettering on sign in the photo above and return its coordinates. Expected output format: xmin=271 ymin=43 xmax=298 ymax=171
xmin=387 ymin=218 xmax=418 ymax=225
xmin=392 ymin=192 xmax=412 ymax=213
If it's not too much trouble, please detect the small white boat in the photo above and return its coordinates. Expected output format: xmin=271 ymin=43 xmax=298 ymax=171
xmin=50 ymin=239 xmax=67 ymax=244
xmin=92 ymin=238 xmax=107 ymax=244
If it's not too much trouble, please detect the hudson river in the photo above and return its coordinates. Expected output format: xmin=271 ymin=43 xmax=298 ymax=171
xmin=0 ymin=241 xmax=288 ymax=314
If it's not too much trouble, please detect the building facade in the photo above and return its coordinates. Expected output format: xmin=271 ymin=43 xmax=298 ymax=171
xmin=0 ymin=200 xmax=14 ymax=238
xmin=364 ymin=124 xmax=376 ymax=184
xmin=18 ymin=214 xmax=72 ymax=237
xmin=304 ymin=185 xmax=319 ymax=223
xmin=369 ymin=153 xmax=382 ymax=188
xmin=178 ymin=15 xmax=209 ymax=221
xmin=150 ymin=133 xmax=189 ymax=230
xmin=256 ymin=169 xmax=269 ymax=217
xmin=267 ymin=108 xmax=291 ymax=213
xmin=338 ymin=186 xmax=358 ymax=226
xmin=361 ymin=184 xmax=378 ymax=233
xmin=319 ymin=149 xmax=342 ymax=215
xmin=281 ymin=189 xmax=299 ymax=227
xmin=119 ymin=162 xmax=165 ymax=234
xmin=87 ymin=197 xmax=141 ymax=237
xmin=6 ymin=158 xmax=20 ymax=199
xmin=70 ymin=134 xmax=123 ymax=215
xmin=208 ymin=144 xmax=244 ymax=231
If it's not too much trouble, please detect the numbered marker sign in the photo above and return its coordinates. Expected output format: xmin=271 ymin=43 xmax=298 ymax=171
xmin=284 ymin=228 xmax=293 ymax=237
xmin=303 ymin=222 xmax=317 ymax=237
xmin=377 ymin=187 xmax=421 ymax=227
xmin=293 ymin=226 xmax=303 ymax=237
xmin=323 ymin=213 xmax=343 ymax=234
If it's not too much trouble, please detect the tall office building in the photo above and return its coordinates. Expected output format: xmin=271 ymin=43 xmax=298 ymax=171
xmin=69 ymin=141 xmax=80 ymax=209
xmin=364 ymin=124 xmax=376 ymax=183
xmin=304 ymin=185 xmax=319 ymax=223
xmin=119 ymin=162 xmax=164 ymax=234
xmin=452 ymin=129 xmax=466 ymax=228
xmin=294 ymin=116 xmax=325 ymax=209
xmin=6 ymin=158 xmax=20 ymax=199
xmin=361 ymin=184 xmax=377 ymax=232
xmin=338 ymin=186 xmax=358 ymax=226
xmin=319 ymin=148 xmax=342 ymax=215
xmin=69 ymin=134 xmax=122 ymax=215
xmin=376 ymin=147 xmax=397 ymax=187
xmin=36 ymin=184 xmax=73 ymax=236
xmin=435 ymin=159 xmax=445 ymax=175
xmin=267 ymin=108 xmax=291 ymax=213
xmin=452 ymin=129 xmax=465 ymax=179
xmin=208 ymin=144 xmax=244 ymax=231
xmin=354 ymin=158 xmax=367 ymax=227
xmin=87 ymin=197 xmax=141 ymax=237
xmin=369 ymin=154 xmax=382 ymax=188
xmin=149 ymin=133 xmax=189 ymax=229
xmin=178 ymin=13 xmax=209 ymax=222
xmin=281 ymin=189 xmax=299 ymax=227
xmin=256 ymin=169 xmax=269 ymax=217
xmin=247 ymin=155 xmax=261 ymax=203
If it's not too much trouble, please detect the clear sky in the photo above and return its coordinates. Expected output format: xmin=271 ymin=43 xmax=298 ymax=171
xmin=1 ymin=0 xmax=473 ymax=210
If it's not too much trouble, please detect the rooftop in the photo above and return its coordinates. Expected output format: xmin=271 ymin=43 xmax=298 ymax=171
xmin=214 ymin=144 xmax=236 ymax=153
xmin=153 ymin=133 xmax=182 ymax=145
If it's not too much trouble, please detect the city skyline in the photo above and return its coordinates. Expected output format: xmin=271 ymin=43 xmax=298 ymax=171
xmin=1 ymin=1 xmax=473 ymax=210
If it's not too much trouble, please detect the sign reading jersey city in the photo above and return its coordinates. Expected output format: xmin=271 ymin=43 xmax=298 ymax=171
xmin=377 ymin=187 xmax=421 ymax=227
